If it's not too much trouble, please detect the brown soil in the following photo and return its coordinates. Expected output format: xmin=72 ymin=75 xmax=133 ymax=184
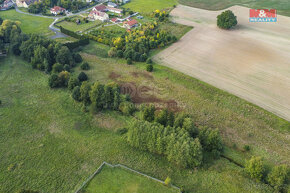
xmin=155 ymin=5 xmax=290 ymax=121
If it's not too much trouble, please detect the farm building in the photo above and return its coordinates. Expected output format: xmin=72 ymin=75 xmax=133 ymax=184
xmin=88 ymin=10 xmax=109 ymax=22
xmin=107 ymin=2 xmax=117 ymax=8
xmin=123 ymin=19 xmax=138 ymax=29
xmin=107 ymin=7 xmax=122 ymax=14
xmin=93 ymin=4 xmax=107 ymax=12
xmin=50 ymin=6 xmax=66 ymax=15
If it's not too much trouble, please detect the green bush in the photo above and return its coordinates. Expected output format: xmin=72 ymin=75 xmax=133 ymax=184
xmin=127 ymin=58 xmax=133 ymax=65
xmin=73 ymin=53 xmax=83 ymax=63
xmin=245 ymin=156 xmax=265 ymax=182
xmin=68 ymin=77 xmax=80 ymax=90
xmin=64 ymin=64 xmax=71 ymax=72
xmin=52 ymin=63 xmax=63 ymax=73
xmin=80 ymin=62 xmax=90 ymax=70
xmin=72 ymin=86 xmax=81 ymax=102
xmin=78 ymin=72 xmax=88 ymax=82
xmin=48 ymin=74 xmax=59 ymax=88
xmin=146 ymin=64 xmax=153 ymax=72
xmin=243 ymin=145 xmax=250 ymax=151
xmin=217 ymin=10 xmax=237 ymax=29
xmin=146 ymin=58 xmax=153 ymax=64
xmin=119 ymin=101 xmax=135 ymax=115
xmin=267 ymin=164 xmax=288 ymax=191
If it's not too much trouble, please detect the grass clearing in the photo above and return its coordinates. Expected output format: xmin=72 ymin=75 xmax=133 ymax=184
xmin=82 ymin=164 xmax=179 ymax=193
xmin=55 ymin=18 xmax=102 ymax=33
xmin=0 ymin=9 xmax=54 ymax=34
xmin=178 ymin=0 xmax=290 ymax=17
xmin=123 ymin=0 xmax=178 ymax=14
xmin=0 ymin=55 xmax=274 ymax=193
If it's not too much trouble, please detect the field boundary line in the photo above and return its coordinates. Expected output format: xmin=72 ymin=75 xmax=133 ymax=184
xmin=74 ymin=161 xmax=181 ymax=193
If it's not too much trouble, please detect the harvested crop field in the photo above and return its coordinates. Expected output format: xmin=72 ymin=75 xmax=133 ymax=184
xmin=154 ymin=5 xmax=290 ymax=121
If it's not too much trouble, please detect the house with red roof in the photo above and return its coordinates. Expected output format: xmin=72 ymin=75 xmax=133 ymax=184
xmin=111 ymin=18 xmax=118 ymax=23
xmin=50 ymin=6 xmax=66 ymax=15
xmin=92 ymin=4 xmax=107 ymax=12
xmin=123 ymin=19 xmax=138 ymax=29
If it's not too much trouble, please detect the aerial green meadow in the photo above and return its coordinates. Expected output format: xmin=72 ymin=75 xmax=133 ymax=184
xmin=0 ymin=9 xmax=53 ymax=34
xmin=123 ymin=0 xmax=177 ymax=14
xmin=0 ymin=0 xmax=289 ymax=192
xmin=82 ymin=165 xmax=179 ymax=193
xmin=0 ymin=55 xmax=275 ymax=193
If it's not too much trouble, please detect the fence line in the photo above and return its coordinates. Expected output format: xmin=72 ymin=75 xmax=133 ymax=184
xmin=74 ymin=162 xmax=181 ymax=193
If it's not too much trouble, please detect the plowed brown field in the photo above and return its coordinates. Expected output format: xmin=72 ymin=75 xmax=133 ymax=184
xmin=155 ymin=5 xmax=290 ymax=121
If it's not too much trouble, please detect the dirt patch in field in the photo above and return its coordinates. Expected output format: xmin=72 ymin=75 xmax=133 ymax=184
xmin=155 ymin=5 xmax=290 ymax=120
xmin=109 ymin=72 xmax=122 ymax=80
xmin=130 ymin=71 xmax=154 ymax=80
xmin=120 ymin=82 xmax=180 ymax=112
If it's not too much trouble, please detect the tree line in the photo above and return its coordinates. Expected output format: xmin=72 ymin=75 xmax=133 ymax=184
xmin=127 ymin=104 xmax=223 ymax=168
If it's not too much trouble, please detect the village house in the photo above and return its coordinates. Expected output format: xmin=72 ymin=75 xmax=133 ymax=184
xmin=50 ymin=6 xmax=66 ymax=15
xmin=111 ymin=18 xmax=118 ymax=23
xmin=118 ymin=0 xmax=130 ymax=4
xmin=16 ymin=0 xmax=38 ymax=8
xmin=0 ymin=0 xmax=14 ymax=10
xmin=92 ymin=4 xmax=107 ymax=12
xmin=123 ymin=19 xmax=138 ymax=29
xmin=107 ymin=7 xmax=122 ymax=14
xmin=88 ymin=10 xmax=109 ymax=22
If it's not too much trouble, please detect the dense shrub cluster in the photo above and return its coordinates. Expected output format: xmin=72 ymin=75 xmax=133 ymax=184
xmin=245 ymin=156 xmax=289 ymax=191
xmin=87 ymin=22 xmax=177 ymax=62
xmin=153 ymin=10 xmax=169 ymax=22
xmin=28 ymin=2 xmax=44 ymax=14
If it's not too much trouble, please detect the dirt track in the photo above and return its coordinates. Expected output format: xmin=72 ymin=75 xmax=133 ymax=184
xmin=154 ymin=5 xmax=290 ymax=121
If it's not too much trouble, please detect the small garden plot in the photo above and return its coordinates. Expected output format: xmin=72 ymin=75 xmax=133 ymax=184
xmin=81 ymin=164 xmax=179 ymax=193
xmin=55 ymin=16 xmax=102 ymax=33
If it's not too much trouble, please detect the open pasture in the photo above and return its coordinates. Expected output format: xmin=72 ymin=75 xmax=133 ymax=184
xmin=0 ymin=9 xmax=53 ymax=34
xmin=122 ymin=0 xmax=177 ymax=14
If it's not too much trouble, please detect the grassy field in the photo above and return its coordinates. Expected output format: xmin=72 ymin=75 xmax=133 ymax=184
xmin=0 ymin=55 xmax=275 ymax=193
xmin=55 ymin=18 xmax=102 ymax=33
xmin=178 ymin=0 xmax=290 ymax=17
xmin=0 ymin=9 xmax=54 ymax=34
xmin=123 ymin=0 xmax=178 ymax=14
xmin=82 ymin=165 xmax=179 ymax=193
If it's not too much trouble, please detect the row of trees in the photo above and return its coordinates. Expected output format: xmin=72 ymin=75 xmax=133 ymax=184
xmin=70 ymin=80 xmax=135 ymax=115
xmin=126 ymin=104 xmax=223 ymax=168
xmin=245 ymin=156 xmax=289 ymax=191
xmin=141 ymin=104 xmax=223 ymax=154
xmin=127 ymin=120 xmax=203 ymax=168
